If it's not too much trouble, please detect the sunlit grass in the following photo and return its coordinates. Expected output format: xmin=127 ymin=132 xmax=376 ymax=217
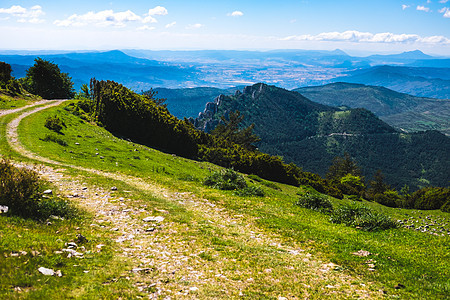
xmin=3 ymin=100 xmax=449 ymax=299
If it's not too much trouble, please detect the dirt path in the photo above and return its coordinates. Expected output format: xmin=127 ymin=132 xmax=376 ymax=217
xmin=3 ymin=102 xmax=382 ymax=299
xmin=0 ymin=100 xmax=56 ymax=117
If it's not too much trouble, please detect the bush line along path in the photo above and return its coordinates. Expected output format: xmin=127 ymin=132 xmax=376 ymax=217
xmin=3 ymin=100 xmax=382 ymax=299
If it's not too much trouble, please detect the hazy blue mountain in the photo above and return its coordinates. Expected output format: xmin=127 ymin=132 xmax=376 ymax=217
xmin=2 ymin=49 xmax=449 ymax=93
xmin=294 ymin=82 xmax=450 ymax=134
xmin=194 ymin=83 xmax=450 ymax=190
xmin=364 ymin=50 xmax=433 ymax=65
xmin=408 ymin=59 xmax=450 ymax=68
xmin=0 ymin=50 xmax=198 ymax=91
xmin=335 ymin=65 xmax=450 ymax=99
xmin=154 ymin=87 xmax=240 ymax=119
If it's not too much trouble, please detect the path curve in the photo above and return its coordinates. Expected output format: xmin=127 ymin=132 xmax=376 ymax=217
xmin=4 ymin=101 xmax=381 ymax=299
xmin=0 ymin=99 xmax=56 ymax=117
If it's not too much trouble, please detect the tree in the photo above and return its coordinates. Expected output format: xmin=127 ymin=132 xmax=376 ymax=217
xmin=326 ymin=152 xmax=362 ymax=181
xmin=211 ymin=110 xmax=260 ymax=150
xmin=0 ymin=61 xmax=12 ymax=83
xmin=142 ymin=88 xmax=167 ymax=108
xmin=23 ymin=58 xmax=75 ymax=99
xmin=369 ymin=169 xmax=389 ymax=195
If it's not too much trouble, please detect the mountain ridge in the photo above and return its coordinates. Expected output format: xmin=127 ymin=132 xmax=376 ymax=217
xmin=194 ymin=83 xmax=450 ymax=190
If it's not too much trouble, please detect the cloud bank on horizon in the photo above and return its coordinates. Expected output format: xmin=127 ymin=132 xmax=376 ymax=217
xmin=0 ymin=1 xmax=449 ymax=55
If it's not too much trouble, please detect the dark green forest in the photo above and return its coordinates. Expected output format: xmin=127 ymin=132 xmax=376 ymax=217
xmin=194 ymin=83 xmax=450 ymax=192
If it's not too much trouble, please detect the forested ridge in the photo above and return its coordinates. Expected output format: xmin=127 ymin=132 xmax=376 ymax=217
xmin=75 ymin=79 xmax=342 ymax=198
xmin=194 ymin=83 xmax=450 ymax=191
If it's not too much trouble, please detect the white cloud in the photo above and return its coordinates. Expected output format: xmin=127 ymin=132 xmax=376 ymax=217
xmin=143 ymin=6 xmax=168 ymax=23
xmin=441 ymin=7 xmax=450 ymax=17
xmin=54 ymin=6 xmax=168 ymax=27
xmin=440 ymin=0 xmax=449 ymax=3
xmin=137 ymin=25 xmax=155 ymax=31
xmin=54 ymin=9 xmax=141 ymax=27
xmin=0 ymin=5 xmax=45 ymax=23
xmin=142 ymin=15 xmax=157 ymax=23
xmin=147 ymin=6 xmax=168 ymax=16
xmin=165 ymin=21 xmax=176 ymax=28
xmin=416 ymin=5 xmax=431 ymax=12
xmin=402 ymin=5 xmax=410 ymax=10
xmin=281 ymin=30 xmax=450 ymax=45
xmin=427 ymin=0 xmax=432 ymax=3
xmin=227 ymin=11 xmax=244 ymax=17
xmin=186 ymin=23 xmax=203 ymax=29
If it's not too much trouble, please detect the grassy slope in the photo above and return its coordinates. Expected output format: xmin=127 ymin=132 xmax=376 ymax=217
xmin=1 ymin=101 xmax=449 ymax=298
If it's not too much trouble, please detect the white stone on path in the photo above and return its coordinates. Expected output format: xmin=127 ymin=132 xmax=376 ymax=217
xmin=143 ymin=216 xmax=165 ymax=223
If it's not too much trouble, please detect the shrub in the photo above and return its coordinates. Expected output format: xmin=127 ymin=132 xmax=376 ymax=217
xmin=412 ymin=187 xmax=450 ymax=210
xmin=0 ymin=158 xmax=40 ymax=218
xmin=37 ymin=198 xmax=78 ymax=219
xmin=248 ymin=174 xmax=262 ymax=182
xmin=235 ymin=186 xmax=265 ymax=197
xmin=203 ymin=169 xmax=247 ymax=190
xmin=330 ymin=202 xmax=398 ymax=231
xmin=373 ymin=190 xmax=401 ymax=207
xmin=44 ymin=115 xmax=66 ymax=133
xmin=346 ymin=195 xmax=361 ymax=201
xmin=441 ymin=201 xmax=450 ymax=213
xmin=0 ymin=158 xmax=78 ymax=220
xmin=41 ymin=134 xmax=68 ymax=146
xmin=296 ymin=192 xmax=333 ymax=212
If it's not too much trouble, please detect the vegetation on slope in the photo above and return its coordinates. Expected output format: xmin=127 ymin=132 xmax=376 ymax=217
xmin=295 ymin=82 xmax=450 ymax=135
xmin=195 ymin=83 xmax=450 ymax=191
xmin=21 ymin=58 xmax=75 ymax=99
xmin=75 ymin=79 xmax=342 ymax=198
xmin=5 ymin=99 xmax=449 ymax=299
xmin=0 ymin=61 xmax=39 ymax=108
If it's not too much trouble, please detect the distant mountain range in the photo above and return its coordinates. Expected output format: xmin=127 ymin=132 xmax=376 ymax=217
xmin=295 ymin=82 xmax=450 ymax=135
xmin=193 ymin=83 xmax=450 ymax=190
xmin=334 ymin=65 xmax=450 ymax=99
xmin=1 ymin=49 xmax=449 ymax=92
xmin=0 ymin=50 xmax=198 ymax=91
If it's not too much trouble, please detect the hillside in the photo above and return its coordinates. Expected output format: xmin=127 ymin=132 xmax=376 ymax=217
xmin=195 ymin=83 xmax=450 ymax=190
xmin=1 ymin=86 xmax=449 ymax=299
xmin=295 ymin=82 xmax=450 ymax=135
xmin=335 ymin=65 xmax=450 ymax=99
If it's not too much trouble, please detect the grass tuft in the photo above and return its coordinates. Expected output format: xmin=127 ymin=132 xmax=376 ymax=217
xmin=330 ymin=202 xmax=398 ymax=231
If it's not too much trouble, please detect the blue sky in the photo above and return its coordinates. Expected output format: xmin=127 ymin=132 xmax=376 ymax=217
xmin=1 ymin=0 xmax=450 ymax=55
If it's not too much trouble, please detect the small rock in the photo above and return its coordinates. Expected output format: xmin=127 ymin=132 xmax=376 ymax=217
xmin=143 ymin=216 xmax=164 ymax=223
xmin=132 ymin=267 xmax=153 ymax=273
xmin=43 ymin=189 xmax=53 ymax=195
xmin=75 ymin=142 xmax=80 ymax=145
xmin=145 ymin=227 xmax=156 ymax=232
xmin=111 ymin=186 xmax=118 ymax=191
xmin=351 ymin=250 xmax=371 ymax=257
xmin=189 ymin=287 xmax=199 ymax=292
xmin=67 ymin=242 xmax=77 ymax=249
xmin=0 ymin=205 xmax=8 ymax=213
xmin=394 ymin=283 xmax=405 ymax=289
xmin=38 ymin=267 xmax=55 ymax=276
